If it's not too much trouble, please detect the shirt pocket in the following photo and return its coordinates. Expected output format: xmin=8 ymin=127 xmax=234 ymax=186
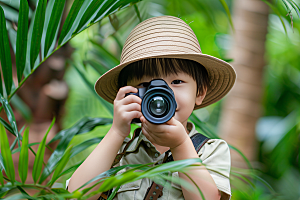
xmin=114 ymin=179 xmax=142 ymax=200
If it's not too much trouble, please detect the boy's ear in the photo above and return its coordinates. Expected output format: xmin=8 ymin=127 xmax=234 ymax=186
xmin=195 ymin=88 xmax=207 ymax=106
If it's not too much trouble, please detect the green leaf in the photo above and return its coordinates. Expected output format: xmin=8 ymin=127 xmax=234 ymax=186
xmin=92 ymin=0 xmax=116 ymax=24
xmin=0 ymin=6 xmax=13 ymax=96
xmin=58 ymin=161 xmax=82 ymax=178
xmin=262 ymin=0 xmax=287 ymax=34
xmin=32 ymin=118 xmax=55 ymax=184
xmin=79 ymin=165 xmax=134 ymax=190
xmin=70 ymin=138 xmax=102 ymax=158
xmin=286 ymin=0 xmax=300 ymax=18
xmin=10 ymin=137 xmax=18 ymax=152
xmin=44 ymin=0 xmax=66 ymax=56
xmin=75 ymin=0 xmax=111 ymax=33
xmin=58 ymin=0 xmax=85 ymax=45
xmin=71 ymin=61 xmax=114 ymax=115
xmin=0 ymin=153 xmax=4 ymax=171
xmin=0 ymin=68 xmax=2 ymax=95
xmin=49 ymin=145 xmax=72 ymax=186
xmin=229 ymin=145 xmax=253 ymax=170
xmin=282 ymin=0 xmax=291 ymax=12
xmin=0 ymin=168 xmax=3 ymax=186
xmin=0 ymin=117 xmax=14 ymax=135
xmin=92 ymin=0 xmax=141 ymax=23
xmin=0 ymin=123 xmax=15 ymax=184
xmin=50 ymin=117 xmax=112 ymax=144
xmin=85 ymin=60 xmax=107 ymax=75
xmin=8 ymin=29 xmax=17 ymax=55
xmin=84 ymin=158 xmax=201 ymax=198
xmin=133 ymin=4 xmax=142 ymax=22
xmin=12 ymin=142 xmax=39 ymax=154
xmin=16 ymin=186 xmax=30 ymax=197
xmin=29 ymin=0 xmax=47 ymax=70
xmin=189 ymin=113 xmax=219 ymax=139
xmin=183 ymin=172 xmax=205 ymax=200
xmin=39 ymin=117 xmax=112 ymax=183
xmin=0 ymin=4 xmax=19 ymax=22
xmin=219 ymin=0 xmax=234 ymax=31
xmin=40 ymin=0 xmax=55 ymax=59
xmin=0 ymin=94 xmax=20 ymax=140
xmin=89 ymin=39 xmax=119 ymax=68
xmin=0 ymin=156 xmax=4 ymax=186
xmin=16 ymin=0 xmax=29 ymax=83
xmin=10 ymin=94 xmax=32 ymax=122
xmin=24 ymin=5 xmax=36 ymax=76
xmin=19 ymin=127 xmax=29 ymax=184
xmin=3 ymin=193 xmax=35 ymax=200
xmin=0 ymin=185 xmax=16 ymax=198
xmin=0 ymin=0 xmax=20 ymax=9
xmin=230 ymin=171 xmax=255 ymax=188
xmin=290 ymin=0 xmax=300 ymax=11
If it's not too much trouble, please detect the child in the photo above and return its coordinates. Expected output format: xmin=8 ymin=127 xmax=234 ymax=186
xmin=68 ymin=15 xmax=236 ymax=200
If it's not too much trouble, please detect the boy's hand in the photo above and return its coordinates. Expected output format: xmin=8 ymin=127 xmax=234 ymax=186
xmin=111 ymin=86 xmax=142 ymax=138
xmin=140 ymin=116 xmax=189 ymax=149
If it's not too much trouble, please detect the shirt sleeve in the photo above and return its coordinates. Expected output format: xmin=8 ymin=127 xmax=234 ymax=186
xmin=198 ymin=139 xmax=231 ymax=200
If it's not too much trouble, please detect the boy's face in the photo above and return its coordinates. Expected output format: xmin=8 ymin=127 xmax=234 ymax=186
xmin=127 ymin=72 xmax=206 ymax=129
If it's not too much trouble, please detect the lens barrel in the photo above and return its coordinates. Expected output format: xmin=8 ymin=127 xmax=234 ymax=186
xmin=125 ymin=79 xmax=177 ymax=124
xmin=141 ymin=79 xmax=177 ymax=124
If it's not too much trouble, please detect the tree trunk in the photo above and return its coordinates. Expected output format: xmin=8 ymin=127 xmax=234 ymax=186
xmin=219 ymin=0 xmax=269 ymax=167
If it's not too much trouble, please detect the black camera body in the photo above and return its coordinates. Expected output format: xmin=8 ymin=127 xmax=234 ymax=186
xmin=126 ymin=79 xmax=177 ymax=124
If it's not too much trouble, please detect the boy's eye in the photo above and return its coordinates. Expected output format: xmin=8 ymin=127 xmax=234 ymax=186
xmin=171 ymin=80 xmax=183 ymax=84
xmin=138 ymin=82 xmax=150 ymax=88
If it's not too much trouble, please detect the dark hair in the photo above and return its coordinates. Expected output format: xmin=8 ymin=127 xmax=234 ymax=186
xmin=118 ymin=58 xmax=210 ymax=95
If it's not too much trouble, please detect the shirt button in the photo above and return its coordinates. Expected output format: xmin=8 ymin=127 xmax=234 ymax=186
xmin=154 ymin=153 xmax=159 ymax=158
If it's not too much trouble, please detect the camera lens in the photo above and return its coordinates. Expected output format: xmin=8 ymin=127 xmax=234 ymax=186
xmin=149 ymin=96 xmax=168 ymax=116
xmin=140 ymin=79 xmax=177 ymax=124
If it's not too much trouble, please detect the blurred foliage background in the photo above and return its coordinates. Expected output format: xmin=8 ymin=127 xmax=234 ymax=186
xmin=0 ymin=0 xmax=299 ymax=199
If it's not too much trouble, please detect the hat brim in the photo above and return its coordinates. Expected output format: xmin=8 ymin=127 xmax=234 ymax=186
xmin=94 ymin=53 xmax=236 ymax=110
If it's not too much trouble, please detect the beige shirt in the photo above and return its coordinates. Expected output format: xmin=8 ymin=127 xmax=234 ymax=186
xmin=66 ymin=122 xmax=231 ymax=199
xmin=114 ymin=122 xmax=231 ymax=200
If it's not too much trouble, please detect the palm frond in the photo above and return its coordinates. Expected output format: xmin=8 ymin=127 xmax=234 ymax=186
xmin=0 ymin=0 xmax=143 ymax=103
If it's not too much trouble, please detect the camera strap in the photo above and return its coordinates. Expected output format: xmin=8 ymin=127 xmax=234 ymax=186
xmin=143 ymin=132 xmax=209 ymax=200
xmin=99 ymin=130 xmax=209 ymax=200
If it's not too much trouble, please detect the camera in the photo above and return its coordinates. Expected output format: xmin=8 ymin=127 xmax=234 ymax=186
xmin=125 ymin=79 xmax=177 ymax=124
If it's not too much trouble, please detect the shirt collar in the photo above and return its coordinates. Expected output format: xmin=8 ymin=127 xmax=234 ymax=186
xmin=187 ymin=121 xmax=197 ymax=137
xmin=125 ymin=122 xmax=197 ymax=153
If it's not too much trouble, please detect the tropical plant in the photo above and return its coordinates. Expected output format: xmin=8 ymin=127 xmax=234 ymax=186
xmin=0 ymin=93 xmax=273 ymax=199
xmin=0 ymin=113 xmax=206 ymax=199
xmin=0 ymin=0 xmax=144 ymax=104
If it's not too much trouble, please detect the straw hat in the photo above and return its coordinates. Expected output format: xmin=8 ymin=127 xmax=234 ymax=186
xmin=95 ymin=15 xmax=236 ymax=109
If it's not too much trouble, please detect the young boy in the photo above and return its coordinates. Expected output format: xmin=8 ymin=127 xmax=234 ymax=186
xmin=68 ymin=15 xmax=236 ymax=200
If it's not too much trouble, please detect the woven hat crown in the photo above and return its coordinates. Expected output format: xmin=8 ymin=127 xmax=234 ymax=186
xmin=94 ymin=15 xmax=236 ymax=109
xmin=120 ymin=16 xmax=202 ymax=64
